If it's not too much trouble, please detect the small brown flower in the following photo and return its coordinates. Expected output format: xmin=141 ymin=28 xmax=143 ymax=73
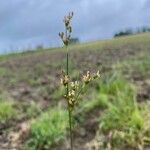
xmin=63 ymin=37 xmax=69 ymax=46
xmin=82 ymin=71 xmax=92 ymax=84
xmin=63 ymin=16 xmax=70 ymax=27
xmin=68 ymin=90 xmax=75 ymax=98
xmin=59 ymin=12 xmax=74 ymax=46
xmin=59 ymin=32 xmax=64 ymax=39
xmin=93 ymin=70 xmax=100 ymax=79
xmin=68 ymin=99 xmax=73 ymax=106
xmin=70 ymin=81 xmax=79 ymax=90
xmin=60 ymin=75 xmax=70 ymax=86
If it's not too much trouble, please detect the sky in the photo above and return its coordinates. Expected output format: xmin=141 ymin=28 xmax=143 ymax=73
xmin=0 ymin=0 xmax=150 ymax=53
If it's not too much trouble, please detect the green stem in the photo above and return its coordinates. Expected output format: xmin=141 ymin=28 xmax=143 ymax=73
xmin=66 ymin=41 xmax=73 ymax=149
xmin=68 ymin=108 xmax=73 ymax=150
xmin=66 ymin=51 xmax=73 ymax=150
xmin=75 ymin=83 xmax=85 ymax=102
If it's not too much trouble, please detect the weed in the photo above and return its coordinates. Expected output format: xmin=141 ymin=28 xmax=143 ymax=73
xmin=82 ymin=93 xmax=109 ymax=112
xmin=0 ymin=67 xmax=10 ymax=76
xmin=26 ymin=101 xmax=42 ymax=118
xmin=51 ymin=86 xmax=65 ymax=101
xmin=82 ymin=73 xmax=134 ymax=111
xmin=59 ymin=12 xmax=100 ymax=150
xmin=98 ymin=75 xmax=147 ymax=149
xmin=0 ymin=94 xmax=16 ymax=123
xmin=24 ymin=107 xmax=68 ymax=150
xmin=114 ymin=52 xmax=150 ymax=78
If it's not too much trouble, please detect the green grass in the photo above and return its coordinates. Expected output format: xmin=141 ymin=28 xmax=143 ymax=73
xmin=0 ymin=67 xmax=11 ymax=77
xmin=24 ymin=107 xmax=68 ymax=150
xmin=26 ymin=101 xmax=42 ymax=118
xmin=100 ymin=96 xmax=142 ymax=132
xmin=99 ymin=100 xmax=149 ymax=149
xmin=99 ymin=73 xmax=135 ymax=96
xmin=114 ymin=51 xmax=150 ymax=78
xmin=82 ymin=72 xmax=135 ymax=111
xmin=82 ymin=92 xmax=109 ymax=112
xmin=80 ymin=72 xmax=149 ymax=149
xmin=0 ymin=94 xmax=16 ymax=123
xmin=96 ymin=74 xmax=149 ymax=148
xmin=141 ymin=102 xmax=150 ymax=142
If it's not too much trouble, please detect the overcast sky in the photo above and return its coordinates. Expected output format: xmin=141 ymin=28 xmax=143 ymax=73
xmin=0 ymin=0 xmax=150 ymax=53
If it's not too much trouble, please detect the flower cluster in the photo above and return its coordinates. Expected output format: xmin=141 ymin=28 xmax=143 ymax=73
xmin=60 ymin=74 xmax=70 ymax=86
xmin=65 ymin=81 xmax=79 ymax=109
xmin=60 ymin=70 xmax=100 ymax=110
xmin=82 ymin=71 xmax=100 ymax=84
xmin=61 ymin=74 xmax=79 ymax=109
xmin=59 ymin=12 xmax=73 ymax=46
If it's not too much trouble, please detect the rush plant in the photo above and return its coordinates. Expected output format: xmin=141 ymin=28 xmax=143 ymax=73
xmin=59 ymin=12 xmax=100 ymax=150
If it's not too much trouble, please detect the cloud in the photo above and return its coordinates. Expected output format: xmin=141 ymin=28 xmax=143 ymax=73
xmin=0 ymin=0 xmax=150 ymax=53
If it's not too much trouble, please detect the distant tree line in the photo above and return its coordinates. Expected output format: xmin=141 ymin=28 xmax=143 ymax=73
xmin=114 ymin=27 xmax=150 ymax=37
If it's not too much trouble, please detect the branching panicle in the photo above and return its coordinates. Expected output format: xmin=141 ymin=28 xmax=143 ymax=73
xmin=59 ymin=12 xmax=73 ymax=46
xmin=59 ymin=12 xmax=100 ymax=150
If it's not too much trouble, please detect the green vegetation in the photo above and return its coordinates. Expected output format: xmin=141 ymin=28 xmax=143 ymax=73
xmin=0 ymin=101 xmax=16 ymax=122
xmin=114 ymin=51 xmax=150 ymax=77
xmin=98 ymin=75 xmax=135 ymax=101
xmin=24 ymin=107 xmax=68 ymax=150
xmin=0 ymin=95 xmax=16 ymax=123
xmin=82 ymin=73 xmax=135 ymax=111
xmin=141 ymin=102 xmax=150 ymax=140
xmin=81 ymin=72 xmax=150 ymax=149
xmin=26 ymin=101 xmax=42 ymax=118
xmin=0 ymin=67 xmax=10 ymax=76
xmin=97 ymin=75 xmax=148 ymax=149
xmin=82 ymin=92 xmax=109 ymax=111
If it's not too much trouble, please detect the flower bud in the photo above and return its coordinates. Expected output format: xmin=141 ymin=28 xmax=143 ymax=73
xmin=61 ymin=75 xmax=69 ymax=86
xmin=82 ymin=71 xmax=92 ymax=84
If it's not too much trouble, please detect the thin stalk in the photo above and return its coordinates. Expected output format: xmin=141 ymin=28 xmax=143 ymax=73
xmin=65 ymin=32 xmax=73 ymax=149
xmin=68 ymin=107 xmax=73 ymax=150
xmin=75 ymin=83 xmax=85 ymax=102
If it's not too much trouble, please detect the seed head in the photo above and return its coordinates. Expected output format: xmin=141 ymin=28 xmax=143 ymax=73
xmin=82 ymin=71 xmax=92 ymax=84
xmin=59 ymin=12 xmax=101 ymax=113
xmin=60 ymin=75 xmax=70 ymax=86
xmin=59 ymin=12 xmax=74 ymax=46
xmin=70 ymin=81 xmax=79 ymax=90
xmin=83 ymin=70 xmax=101 ymax=84
xmin=93 ymin=70 xmax=100 ymax=79
xmin=96 ymin=71 xmax=100 ymax=78
xmin=59 ymin=32 xmax=64 ymax=39
xmin=63 ymin=37 xmax=69 ymax=46
xmin=68 ymin=90 xmax=75 ymax=98
xmin=67 ymin=26 xmax=72 ymax=33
